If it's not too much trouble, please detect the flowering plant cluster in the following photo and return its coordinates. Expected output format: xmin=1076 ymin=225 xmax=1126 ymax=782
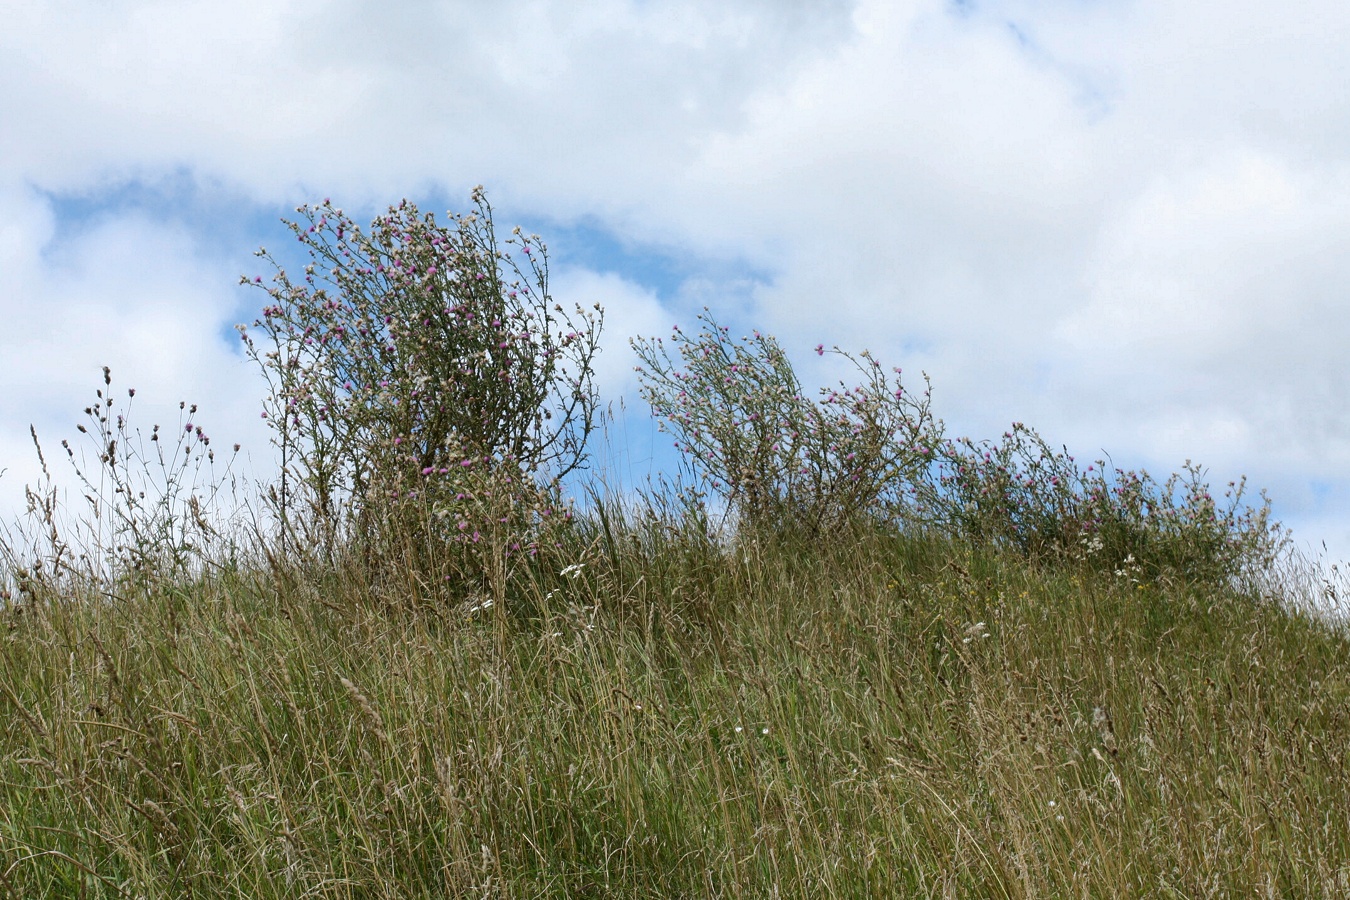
xmin=12 ymin=367 xmax=238 ymax=595
xmin=633 ymin=310 xmax=1278 ymax=582
xmin=917 ymin=423 xmax=1281 ymax=583
xmin=238 ymin=189 xmax=600 ymax=571
xmin=632 ymin=310 xmax=941 ymax=536
xmin=363 ymin=432 xmax=575 ymax=590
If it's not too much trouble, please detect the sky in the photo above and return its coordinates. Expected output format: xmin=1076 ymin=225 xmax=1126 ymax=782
xmin=2 ymin=0 xmax=1349 ymax=564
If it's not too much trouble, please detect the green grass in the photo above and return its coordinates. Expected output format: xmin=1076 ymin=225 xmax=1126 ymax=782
xmin=2 ymin=506 xmax=1349 ymax=898
xmin=4 ymin=198 xmax=1320 ymax=896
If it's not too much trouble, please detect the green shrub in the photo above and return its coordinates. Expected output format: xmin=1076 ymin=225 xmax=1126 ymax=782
xmin=634 ymin=313 xmax=1278 ymax=584
xmin=916 ymin=423 xmax=1283 ymax=583
xmin=632 ymin=310 xmax=940 ymax=538
xmin=238 ymin=189 xmax=601 ymax=580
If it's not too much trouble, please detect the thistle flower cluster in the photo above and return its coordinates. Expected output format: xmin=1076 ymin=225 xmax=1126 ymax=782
xmin=917 ymin=423 xmax=1281 ymax=582
xmin=238 ymin=189 xmax=601 ymax=565
xmin=632 ymin=310 xmax=941 ymax=536
xmin=383 ymin=432 xmax=574 ymax=568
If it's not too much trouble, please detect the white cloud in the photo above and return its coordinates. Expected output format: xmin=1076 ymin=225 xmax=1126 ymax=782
xmin=3 ymin=0 xmax=1350 ymax=561
xmin=0 ymin=0 xmax=854 ymax=206
xmin=1055 ymin=150 xmax=1350 ymax=476
xmin=0 ymin=182 xmax=271 ymax=535
xmin=550 ymin=266 xmax=668 ymax=402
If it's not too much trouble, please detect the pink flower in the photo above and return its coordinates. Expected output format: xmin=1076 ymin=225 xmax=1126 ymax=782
xmin=815 ymin=344 xmax=824 ymax=356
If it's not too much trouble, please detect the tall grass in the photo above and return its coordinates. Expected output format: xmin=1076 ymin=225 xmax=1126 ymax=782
xmin=2 ymin=193 xmax=1344 ymax=897
xmin=2 ymin=485 xmax=1349 ymax=897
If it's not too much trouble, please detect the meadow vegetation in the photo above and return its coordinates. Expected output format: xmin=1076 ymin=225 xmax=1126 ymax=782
xmin=1 ymin=192 xmax=1347 ymax=898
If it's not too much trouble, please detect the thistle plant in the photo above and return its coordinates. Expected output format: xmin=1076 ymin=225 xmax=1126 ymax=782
xmin=917 ymin=422 xmax=1282 ymax=583
xmin=633 ymin=311 xmax=1277 ymax=583
xmin=363 ymin=431 xmax=576 ymax=599
xmin=238 ymin=189 xmax=601 ymax=576
xmin=632 ymin=311 xmax=941 ymax=537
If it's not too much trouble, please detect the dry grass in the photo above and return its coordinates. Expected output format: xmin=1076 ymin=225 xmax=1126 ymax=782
xmin=2 ymin=504 xmax=1349 ymax=898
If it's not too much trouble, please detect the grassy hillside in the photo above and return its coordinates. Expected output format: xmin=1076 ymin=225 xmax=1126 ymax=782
xmin=4 ymin=199 xmax=1345 ymax=897
xmin=2 ymin=505 xmax=1348 ymax=898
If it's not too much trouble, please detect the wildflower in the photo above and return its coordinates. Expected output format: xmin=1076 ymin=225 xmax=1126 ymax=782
xmin=962 ymin=621 xmax=989 ymax=643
